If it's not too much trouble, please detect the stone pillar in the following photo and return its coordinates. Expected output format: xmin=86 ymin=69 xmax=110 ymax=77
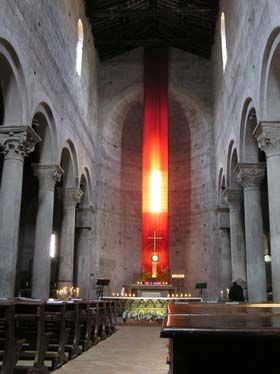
xmin=0 ymin=126 xmax=41 ymax=297
xmin=236 ymin=163 xmax=267 ymax=302
xmin=75 ymin=206 xmax=95 ymax=298
xmin=254 ymin=121 xmax=280 ymax=301
xmin=216 ymin=207 xmax=232 ymax=292
xmin=223 ymin=189 xmax=247 ymax=291
xmin=58 ymin=188 xmax=83 ymax=289
xmin=31 ymin=164 xmax=64 ymax=299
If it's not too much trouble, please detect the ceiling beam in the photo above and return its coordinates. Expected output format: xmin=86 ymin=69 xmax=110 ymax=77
xmin=95 ymin=37 xmax=211 ymax=46
xmin=89 ymin=8 xmax=218 ymax=19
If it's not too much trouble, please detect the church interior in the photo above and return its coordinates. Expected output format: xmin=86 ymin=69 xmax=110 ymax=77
xmin=1 ymin=0 xmax=280 ymax=373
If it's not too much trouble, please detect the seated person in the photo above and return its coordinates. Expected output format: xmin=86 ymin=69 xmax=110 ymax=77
xmin=228 ymin=280 xmax=244 ymax=302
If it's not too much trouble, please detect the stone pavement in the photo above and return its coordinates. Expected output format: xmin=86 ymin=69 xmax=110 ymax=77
xmin=55 ymin=325 xmax=168 ymax=374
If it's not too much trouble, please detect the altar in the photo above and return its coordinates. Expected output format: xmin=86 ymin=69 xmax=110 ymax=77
xmin=130 ymin=284 xmax=175 ymax=297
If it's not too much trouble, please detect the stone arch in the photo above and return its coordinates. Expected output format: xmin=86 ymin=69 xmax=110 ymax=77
xmin=0 ymin=38 xmax=27 ymax=124
xmin=239 ymin=98 xmax=259 ymax=163
xmin=60 ymin=140 xmax=79 ymax=188
xmin=217 ymin=167 xmax=226 ymax=205
xmin=259 ymin=27 xmax=280 ymax=120
xmin=79 ymin=168 xmax=93 ymax=207
xmin=31 ymin=102 xmax=59 ymax=163
xmin=226 ymin=141 xmax=239 ymax=188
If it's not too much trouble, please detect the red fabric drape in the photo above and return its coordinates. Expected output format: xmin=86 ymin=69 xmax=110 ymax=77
xmin=141 ymin=47 xmax=169 ymax=279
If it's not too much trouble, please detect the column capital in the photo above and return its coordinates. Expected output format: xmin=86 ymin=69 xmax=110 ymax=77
xmin=0 ymin=125 xmax=41 ymax=160
xmin=32 ymin=164 xmax=64 ymax=192
xmin=235 ymin=163 xmax=266 ymax=190
xmin=57 ymin=187 xmax=83 ymax=208
xmin=222 ymin=188 xmax=242 ymax=209
xmin=253 ymin=121 xmax=280 ymax=158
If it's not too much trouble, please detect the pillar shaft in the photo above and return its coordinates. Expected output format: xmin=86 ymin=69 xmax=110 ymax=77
xmin=58 ymin=188 xmax=83 ymax=289
xmin=216 ymin=207 xmax=231 ymax=290
xmin=75 ymin=207 xmax=95 ymax=298
xmin=223 ymin=189 xmax=247 ymax=290
xmin=31 ymin=164 xmax=63 ymax=299
xmin=0 ymin=126 xmax=41 ymax=297
xmin=236 ymin=163 xmax=267 ymax=302
xmin=254 ymin=121 xmax=280 ymax=301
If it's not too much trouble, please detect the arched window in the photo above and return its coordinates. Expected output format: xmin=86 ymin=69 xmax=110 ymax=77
xmin=76 ymin=19 xmax=84 ymax=77
xmin=220 ymin=12 xmax=228 ymax=72
xmin=50 ymin=233 xmax=56 ymax=258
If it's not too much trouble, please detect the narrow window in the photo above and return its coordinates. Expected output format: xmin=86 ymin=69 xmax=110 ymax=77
xmin=220 ymin=12 xmax=228 ymax=72
xmin=76 ymin=19 xmax=84 ymax=76
xmin=50 ymin=233 xmax=56 ymax=258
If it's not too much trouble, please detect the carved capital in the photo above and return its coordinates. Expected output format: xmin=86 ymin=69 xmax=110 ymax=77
xmin=253 ymin=121 xmax=280 ymax=158
xmin=235 ymin=163 xmax=266 ymax=190
xmin=57 ymin=187 xmax=83 ymax=208
xmin=222 ymin=188 xmax=242 ymax=210
xmin=33 ymin=164 xmax=64 ymax=192
xmin=0 ymin=126 xmax=41 ymax=160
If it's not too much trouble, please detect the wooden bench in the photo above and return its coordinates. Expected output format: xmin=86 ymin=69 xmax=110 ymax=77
xmin=15 ymin=299 xmax=50 ymax=373
xmin=0 ymin=300 xmax=25 ymax=374
xmin=44 ymin=300 xmax=70 ymax=370
xmin=161 ymin=302 xmax=280 ymax=373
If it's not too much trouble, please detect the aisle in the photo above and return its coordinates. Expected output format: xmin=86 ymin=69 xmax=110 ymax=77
xmin=55 ymin=325 xmax=167 ymax=374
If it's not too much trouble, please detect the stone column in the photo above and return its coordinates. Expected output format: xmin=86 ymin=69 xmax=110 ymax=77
xmin=58 ymin=188 xmax=83 ymax=289
xmin=254 ymin=121 xmax=280 ymax=301
xmin=216 ymin=207 xmax=232 ymax=292
xmin=31 ymin=164 xmax=64 ymax=299
xmin=236 ymin=163 xmax=267 ymax=302
xmin=75 ymin=206 xmax=95 ymax=298
xmin=0 ymin=126 xmax=41 ymax=297
xmin=223 ymin=189 xmax=247 ymax=291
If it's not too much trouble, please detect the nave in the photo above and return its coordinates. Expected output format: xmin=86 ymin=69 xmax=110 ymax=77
xmin=55 ymin=326 xmax=166 ymax=374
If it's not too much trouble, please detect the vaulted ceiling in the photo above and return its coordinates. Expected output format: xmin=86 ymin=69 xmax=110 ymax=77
xmin=84 ymin=0 xmax=219 ymax=61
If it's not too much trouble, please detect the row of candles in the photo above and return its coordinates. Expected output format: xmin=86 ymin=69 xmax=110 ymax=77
xmin=136 ymin=281 xmax=169 ymax=285
xmin=112 ymin=292 xmax=193 ymax=298
xmin=56 ymin=286 xmax=80 ymax=300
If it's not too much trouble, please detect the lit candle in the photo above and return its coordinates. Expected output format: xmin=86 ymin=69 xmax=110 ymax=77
xmin=226 ymin=288 xmax=229 ymax=298
xmin=189 ymin=293 xmax=191 ymax=297
xmin=112 ymin=293 xmax=115 ymax=296
xmin=220 ymin=290 xmax=224 ymax=300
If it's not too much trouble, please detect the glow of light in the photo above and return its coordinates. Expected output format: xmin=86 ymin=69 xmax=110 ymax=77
xmin=149 ymin=169 xmax=162 ymax=213
xmin=50 ymin=233 xmax=56 ymax=258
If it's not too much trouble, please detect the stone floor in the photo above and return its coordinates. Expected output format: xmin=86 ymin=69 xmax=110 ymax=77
xmin=55 ymin=325 xmax=168 ymax=374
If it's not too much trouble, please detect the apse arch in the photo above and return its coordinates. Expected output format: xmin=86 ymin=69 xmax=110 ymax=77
xmin=259 ymin=27 xmax=280 ymax=120
xmin=31 ymin=102 xmax=59 ymax=163
xmin=59 ymin=140 xmax=79 ymax=187
xmin=0 ymin=38 xmax=27 ymax=124
xmin=239 ymin=98 xmax=259 ymax=163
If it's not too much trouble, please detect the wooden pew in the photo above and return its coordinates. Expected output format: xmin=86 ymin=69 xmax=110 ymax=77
xmin=0 ymin=300 xmax=25 ymax=374
xmin=161 ymin=302 xmax=280 ymax=373
xmin=76 ymin=300 xmax=96 ymax=351
xmin=15 ymin=299 xmax=49 ymax=373
xmin=43 ymin=300 xmax=70 ymax=370
xmin=64 ymin=300 xmax=82 ymax=359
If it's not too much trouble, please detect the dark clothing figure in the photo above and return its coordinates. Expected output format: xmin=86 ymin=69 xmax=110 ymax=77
xmin=228 ymin=281 xmax=244 ymax=302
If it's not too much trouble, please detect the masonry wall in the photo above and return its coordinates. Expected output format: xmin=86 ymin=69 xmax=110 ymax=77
xmin=212 ymin=0 xmax=280 ymax=176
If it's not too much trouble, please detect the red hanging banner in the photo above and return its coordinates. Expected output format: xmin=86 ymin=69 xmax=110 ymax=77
xmin=142 ymin=47 xmax=169 ymax=281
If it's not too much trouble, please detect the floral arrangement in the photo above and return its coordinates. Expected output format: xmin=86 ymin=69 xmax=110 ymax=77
xmin=122 ymin=299 xmax=167 ymax=321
